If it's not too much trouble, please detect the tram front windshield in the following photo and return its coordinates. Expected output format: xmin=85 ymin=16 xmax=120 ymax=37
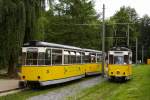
xmin=114 ymin=56 xmax=124 ymax=64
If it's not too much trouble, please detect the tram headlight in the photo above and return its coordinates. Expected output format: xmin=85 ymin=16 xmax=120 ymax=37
xmin=37 ymin=76 xmax=40 ymax=79
xmin=117 ymin=71 xmax=120 ymax=74
xmin=22 ymin=76 xmax=25 ymax=79
xmin=123 ymin=72 xmax=125 ymax=75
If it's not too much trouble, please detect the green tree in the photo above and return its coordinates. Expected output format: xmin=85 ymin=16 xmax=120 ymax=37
xmin=23 ymin=0 xmax=45 ymax=42
xmin=110 ymin=6 xmax=139 ymax=47
xmin=0 ymin=0 xmax=26 ymax=76
xmin=0 ymin=0 xmax=46 ymax=76
xmin=45 ymin=0 xmax=101 ymax=50
xmin=139 ymin=15 xmax=150 ymax=63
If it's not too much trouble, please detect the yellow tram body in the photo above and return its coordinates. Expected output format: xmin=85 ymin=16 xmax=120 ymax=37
xmin=108 ymin=64 xmax=132 ymax=77
xmin=19 ymin=41 xmax=102 ymax=87
xmin=147 ymin=59 xmax=150 ymax=64
xmin=21 ymin=63 xmax=101 ymax=82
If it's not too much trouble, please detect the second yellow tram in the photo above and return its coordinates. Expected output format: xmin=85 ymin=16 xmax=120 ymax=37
xmin=106 ymin=47 xmax=132 ymax=81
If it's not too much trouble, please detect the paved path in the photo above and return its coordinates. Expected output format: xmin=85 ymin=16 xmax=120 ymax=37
xmin=0 ymin=79 xmax=19 ymax=93
xmin=28 ymin=75 xmax=104 ymax=100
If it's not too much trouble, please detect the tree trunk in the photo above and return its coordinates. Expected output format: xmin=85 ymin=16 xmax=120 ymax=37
xmin=7 ymin=55 xmax=17 ymax=78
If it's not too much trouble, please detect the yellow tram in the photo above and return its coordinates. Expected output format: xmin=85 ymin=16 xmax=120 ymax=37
xmin=106 ymin=47 xmax=132 ymax=81
xmin=19 ymin=41 xmax=102 ymax=87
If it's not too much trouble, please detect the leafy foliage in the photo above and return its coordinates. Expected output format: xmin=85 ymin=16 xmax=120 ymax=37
xmin=139 ymin=15 xmax=150 ymax=62
xmin=0 ymin=0 xmax=45 ymax=76
xmin=44 ymin=0 xmax=101 ymax=49
xmin=110 ymin=6 xmax=139 ymax=47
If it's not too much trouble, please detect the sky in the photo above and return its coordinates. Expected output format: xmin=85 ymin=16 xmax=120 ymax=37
xmin=94 ymin=0 xmax=150 ymax=18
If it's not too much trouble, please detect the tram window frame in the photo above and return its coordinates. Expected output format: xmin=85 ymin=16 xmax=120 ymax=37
xmin=114 ymin=56 xmax=124 ymax=64
xmin=26 ymin=51 xmax=38 ymax=65
xmin=63 ymin=51 xmax=81 ymax=64
xmin=84 ymin=52 xmax=91 ymax=63
xmin=81 ymin=52 xmax=85 ymax=64
xmin=76 ymin=52 xmax=81 ymax=64
xmin=22 ymin=52 xmax=26 ymax=65
xmin=124 ymin=55 xmax=129 ymax=64
xmin=70 ymin=51 xmax=76 ymax=64
xmin=97 ymin=54 xmax=102 ymax=63
xmin=52 ymin=49 xmax=62 ymax=65
xmin=109 ymin=55 xmax=114 ymax=64
xmin=91 ymin=53 xmax=96 ymax=63
xmin=45 ymin=49 xmax=51 ymax=65
xmin=129 ymin=52 xmax=132 ymax=64
xmin=64 ymin=50 xmax=69 ymax=64
xmin=38 ymin=52 xmax=45 ymax=65
xmin=64 ymin=55 xmax=69 ymax=64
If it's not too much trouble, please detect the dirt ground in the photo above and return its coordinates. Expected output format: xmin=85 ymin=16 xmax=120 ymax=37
xmin=0 ymin=79 xmax=19 ymax=92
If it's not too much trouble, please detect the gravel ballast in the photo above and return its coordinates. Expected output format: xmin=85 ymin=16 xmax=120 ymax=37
xmin=28 ymin=75 xmax=104 ymax=100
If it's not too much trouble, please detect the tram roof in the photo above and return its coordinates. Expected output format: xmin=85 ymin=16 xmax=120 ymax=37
xmin=23 ymin=41 xmax=81 ymax=50
xmin=110 ymin=47 xmax=131 ymax=51
xmin=23 ymin=41 xmax=102 ymax=53
xmin=83 ymin=48 xmax=102 ymax=53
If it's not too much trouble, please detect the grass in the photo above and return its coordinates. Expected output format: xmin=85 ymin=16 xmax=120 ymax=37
xmin=67 ymin=65 xmax=150 ymax=100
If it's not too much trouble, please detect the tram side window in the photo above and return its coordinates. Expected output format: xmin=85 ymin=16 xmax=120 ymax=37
xmin=22 ymin=52 xmax=26 ymax=65
xmin=45 ymin=50 xmax=51 ymax=65
xmin=26 ymin=52 xmax=38 ymax=65
xmin=97 ymin=54 xmax=102 ymax=63
xmin=84 ymin=52 xmax=90 ymax=63
xmin=76 ymin=52 xmax=81 ymax=64
xmin=64 ymin=51 xmax=69 ymax=64
xmin=109 ymin=55 xmax=113 ymax=64
xmin=52 ymin=49 xmax=62 ymax=65
xmin=64 ymin=55 xmax=69 ymax=64
xmin=91 ymin=53 xmax=96 ymax=63
xmin=129 ymin=56 xmax=132 ymax=64
xmin=81 ymin=52 xmax=85 ymax=63
xmin=70 ymin=52 xmax=76 ymax=64
xmin=38 ymin=52 xmax=45 ymax=65
xmin=124 ymin=55 xmax=129 ymax=64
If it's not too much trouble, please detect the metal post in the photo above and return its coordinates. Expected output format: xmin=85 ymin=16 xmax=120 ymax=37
xmin=102 ymin=4 xmax=105 ymax=77
xmin=127 ymin=23 xmax=130 ymax=47
xmin=142 ymin=46 xmax=144 ymax=64
xmin=136 ymin=38 xmax=138 ymax=64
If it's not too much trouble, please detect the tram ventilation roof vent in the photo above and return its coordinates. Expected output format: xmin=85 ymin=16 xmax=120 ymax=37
xmin=110 ymin=47 xmax=131 ymax=51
